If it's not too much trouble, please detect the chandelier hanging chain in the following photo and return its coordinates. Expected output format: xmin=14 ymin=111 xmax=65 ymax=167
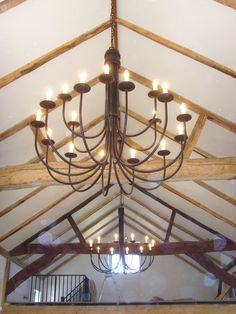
xmin=110 ymin=0 xmax=115 ymax=48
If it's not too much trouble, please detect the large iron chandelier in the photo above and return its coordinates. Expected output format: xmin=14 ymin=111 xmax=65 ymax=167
xmin=89 ymin=207 xmax=155 ymax=274
xmin=31 ymin=0 xmax=192 ymax=196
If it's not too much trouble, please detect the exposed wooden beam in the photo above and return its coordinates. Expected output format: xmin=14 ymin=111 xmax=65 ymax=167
xmin=0 ymin=186 xmax=45 ymax=218
xmin=0 ymin=0 xmax=26 ymax=13
xmin=0 ymin=21 xmax=110 ymax=88
xmin=214 ymin=0 xmax=236 ymax=9
xmin=163 ymin=183 xmax=236 ymax=228
xmin=67 ymin=216 xmax=86 ymax=244
xmin=6 ymin=253 xmax=59 ymax=296
xmin=165 ymin=210 xmax=176 ymax=242
xmin=0 ymin=76 xmax=100 ymax=142
xmin=10 ymin=239 xmax=236 ymax=256
xmin=184 ymin=114 xmax=207 ymax=158
xmin=194 ymin=180 xmax=236 ymax=206
xmin=187 ymin=253 xmax=236 ymax=288
xmin=121 ymin=67 xmax=236 ymax=134
xmin=0 ymin=245 xmax=26 ymax=268
xmin=1 ymin=257 xmax=10 ymax=307
xmin=1 ymin=157 xmax=235 ymax=190
xmin=120 ymin=105 xmax=215 ymax=158
xmin=117 ymin=18 xmax=236 ymax=78
xmin=0 ymin=190 xmax=75 ymax=242
xmin=9 ymin=187 xmax=108 ymax=255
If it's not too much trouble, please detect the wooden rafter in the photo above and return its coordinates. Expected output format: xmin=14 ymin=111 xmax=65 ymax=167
xmin=67 ymin=216 xmax=86 ymax=244
xmin=214 ymin=0 xmax=236 ymax=9
xmin=117 ymin=18 xmax=236 ymax=78
xmin=0 ymin=21 xmax=110 ymax=88
xmin=0 ymin=0 xmax=26 ymax=13
xmin=121 ymin=67 xmax=236 ymax=133
xmin=1 ymin=157 xmax=235 ymax=190
xmin=0 ymin=75 xmax=100 ymax=142
xmin=165 ymin=210 xmax=176 ymax=242
xmin=0 ymin=245 xmax=26 ymax=268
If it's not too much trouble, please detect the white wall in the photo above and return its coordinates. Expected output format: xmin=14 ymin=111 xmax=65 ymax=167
xmin=0 ymin=256 xmax=6 ymax=312
xmin=54 ymin=254 xmax=218 ymax=302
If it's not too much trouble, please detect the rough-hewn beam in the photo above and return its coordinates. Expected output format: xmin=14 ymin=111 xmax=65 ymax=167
xmin=214 ymin=0 xmax=236 ymax=9
xmin=0 ymin=0 xmax=26 ymax=13
xmin=188 ymin=253 xmax=236 ymax=288
xmin=121 ymin=67 xmax=236 ymax=133
xmin=9 ymin=239 xmax=236 ymax=256
xmin=117 ymin=18 xmax=236 ymax=79
xmin=1 ymin=157 xmax=235 ymax=190
xmin=0 ymin=245 xmax=26 ymax=268
xmin=6 ymin=253 xmax=59 ymax=296
xmin=0 ymin=76 xmax=100 ymax=142
xmin=165 ymin=210 xmax=176 ymax=242
xmin=0 ymin=21 xmax=110 ymax=88
xmin=67 ymin=216 xmax=86 ymax=244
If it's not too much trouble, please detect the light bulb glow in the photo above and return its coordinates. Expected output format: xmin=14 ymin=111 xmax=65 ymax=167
xmin=71 ymin=111 xmax=77 ymax=122
xmin=47 ymin=128 xmax=52 ymax=138
xmin=145 ymin=235 xmax=149 ymax=243
xmin=114 ymin=233 xmax=118 ymax=242
xmin=139 ymin=245 xmax=144 ymax=253
xmin=62 ymin=83 xmax=69 ymax=94
xmin=130 ymin=233 xmax=135 ymax=241
xmin=152 ymin=80 xmax=158 ymax=91
xmin=180 ymin=102 xmax=187 ymax=114
xmin=151 ymin=239 xmax=155 ymax=247
xmin=46 ymin=88 xmax=53 ymax=100
xmin=69 ymin=142 xmax=74 ymax=153
xmin=123 ymin=70 xmax=129 ymax=82
xmin=99 ymin=149 xmax=105 ymax=159
xmin=36 ymin=109 xmax=42 ymax=121
xmin=162 ymin=82 xmax=168 ymax=94
xmin=79 ymin=72 xmax=87 ymax=83
xmin=110 ymin=247 xmax=114 ymax=255
xmin=104 ymin=64 xmax=110 ymax=74
xmin=160 ymin=139 xmax=166 ymax=150
xmin=148 ymin=243 xmax=152 ymax=251
xmin=97 ymin=246 xmax=100 ymax=253
xmin=89 ymin=239 xmax=93 ymax=248
xmin=178 ymin=123 xmax=184 ymax=135
xmin=97 ymin=236 xmax=101 ymax=244
xmin=130 ymin=149 xmax=136 ymax=159
xmin=125 ymin=247 xmax=129 ymax=254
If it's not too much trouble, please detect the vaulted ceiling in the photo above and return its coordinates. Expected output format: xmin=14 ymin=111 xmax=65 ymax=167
xmin=0 ymin=0 xmax=236 ymax=293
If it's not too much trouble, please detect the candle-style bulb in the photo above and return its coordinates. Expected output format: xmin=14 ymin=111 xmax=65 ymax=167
xmin=130 ymin=149 xmax=136 ymax=159
xmin=160 ymin=138 xmax=166 ymax=150
xmin=180 ymin=102 xmax=187 ymax=114
xmin=177 ymin=123 xmax=184 ymax=135
xmin=152 ymin=80 xmax=158 ymax=91
xmin=89 ymin=239 xmax=93 ymax=248
xmin=110 ymin=247 xmax=114 ymax=255
xmin=151 ymin=239 xmax=155 ymax=247
xmin=36 ymin=109 xmax=42 ymax=121
xmin=125 ymin=247 xmax=129 ymax=255
xmin=104 ymin=64 xmax=110 ymax=74
xmin=71 ymin=111 xmax=77 ymax=122
xmin=123 ymin=70 xmax=130 ymax=82
xmin=99 ymin=149 xmax=105 ymax=159
xmin=97 ymin=246 xmax=100 ymax=253
xmin=148 ymin=243 xmax=152 ymax=251
xmin=62 ymin=83 xmax=69 ymax=94
xmin=69 ymin=142 xmax=74 ymax=153
xmin=139 ymin=245 xmax=144 ymax=253
xmin=130 ymin=233 xmax=135 ymax=241
xmin=46 ymin=88 xmax=53 ymax=101
xmin=162 ymin=82 xmax=168 ymax=94
xmin=97 ymin=236 xmax=101 ymax=244
xmin=145 ymin=235 xmax=149 ymax=243
xmin=79 ymin=72 xmax=87 ymax=83
xmin=114 ymin=233 xmax=118 ymax=242
xmin=47 ymin=128 xmax=52 ymax=138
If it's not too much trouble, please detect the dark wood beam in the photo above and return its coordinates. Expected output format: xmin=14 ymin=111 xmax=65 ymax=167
xmin=188 ymin=253 xmax=236 ymax=288
xmin=6 ymin=253 xmax=59 ymax=296
xmin=67 ymin=216 xmax=86 ymax=244
xmin=165 ymin=210 xmax=176 ymax=242
xmin=9 ymin=187 xmax=109 ymax=255
xmin=9 ymin=239 xmax=236 ymax=256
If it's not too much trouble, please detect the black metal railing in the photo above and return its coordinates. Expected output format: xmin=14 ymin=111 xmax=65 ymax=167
xmin=29 ymin=274 xmax=89 ymax=303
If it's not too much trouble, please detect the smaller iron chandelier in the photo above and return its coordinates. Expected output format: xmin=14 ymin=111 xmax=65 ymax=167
xmin=30 ymin=0 xmax=192 ymax=196
xmin=89 ymin=207 xmax=156 ymax=274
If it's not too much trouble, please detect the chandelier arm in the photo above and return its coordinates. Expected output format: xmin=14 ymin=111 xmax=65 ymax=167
xmin=73 ymin=129 xmax=106 ymax=154
xmin=118 ymin=117 xmax=156 ymax=138
xmin=113 ymin=161 xmax=134 ymax=195
xmin=90 ymin=254 xmax=110 ymax=274
xmin=140 ymin=256 xmax=155 ymax=272
xmin=79 ymin=93 xmax=106 ymax=165
xmin=62 ymin=101 xmax=78 ymax=134
xmin=101 ymin=155 xmax=113 ymax=197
